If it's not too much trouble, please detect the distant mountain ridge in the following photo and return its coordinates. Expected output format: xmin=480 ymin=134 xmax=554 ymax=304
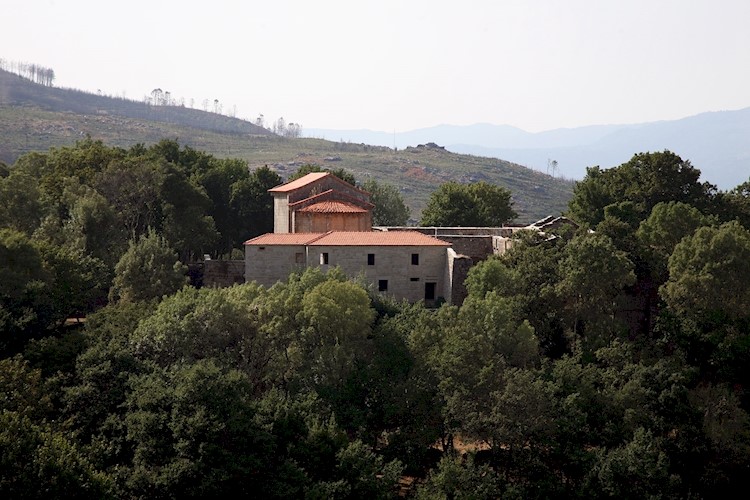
xmin=306 ymin=108 xmax=750 ymax=189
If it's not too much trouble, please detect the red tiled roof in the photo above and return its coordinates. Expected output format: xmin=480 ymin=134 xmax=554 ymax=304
xmin=309 ymin=231 xmax=450 ymax=247
xmin=268 ymin=172 xmax=330 ymax=193
xmin=244 ymin=233 xmax=326 ymax=245
xmin=297 ymin=201 xmax=368 ymax=213
xmin=288 ymin=189 xmax=374 ymax=209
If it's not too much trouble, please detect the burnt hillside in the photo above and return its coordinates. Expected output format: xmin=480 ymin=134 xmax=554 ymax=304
xmin=0 ymin=68 xmax=270 ymax=137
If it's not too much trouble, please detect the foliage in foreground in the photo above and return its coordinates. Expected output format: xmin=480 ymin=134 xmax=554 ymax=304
xmin=4 ymin=149 xmax=750 ymax=497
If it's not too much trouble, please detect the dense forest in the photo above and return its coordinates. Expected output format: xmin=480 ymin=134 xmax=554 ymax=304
xmin=2 ymin=141 xmax=750 ymax=498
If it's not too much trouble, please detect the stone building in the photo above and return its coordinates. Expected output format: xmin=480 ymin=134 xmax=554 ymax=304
xmin=244 ymin=231 xmax=461 ymax=305
xmin=246 ymin=172 xmax=468 ymax=304
xmin=269 ymin=172 xmax=373 ymax=233
xmin=244 ymin=172 xmax=566 ymax=304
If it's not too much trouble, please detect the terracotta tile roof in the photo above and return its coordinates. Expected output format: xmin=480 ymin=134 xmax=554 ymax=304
xmin=288 ymin=189 xmax=375 ymax=209
xmin=309 ymin=231 xmax=450 ymax=247
xmin=244 ymin=233 xmax=326 ymax=245
xmin=297 ymin=201 xmax=369 ymax=213
xmin=268 ymin=172 xmax=330 ymax=193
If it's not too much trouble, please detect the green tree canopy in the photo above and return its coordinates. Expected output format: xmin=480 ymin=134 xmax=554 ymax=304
xmin=420 ymin=181 xmax=516 ymax=227
xmin=661 ymin=221 xmax=750 ymax=323
xmin=229 ymin=165 xmax=282 ymax=244
xmin=110 ymin=230 xmax=187 ymax=303
xmin=362 ymin=178 xmax=410 ymax=226
xmin=636 ymin=201 xmax=711 ymax=282
xmin=568 ymin=151 xmax=715 ymax=228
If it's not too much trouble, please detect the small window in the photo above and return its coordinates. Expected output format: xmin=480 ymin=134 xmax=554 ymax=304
xmin=258 ymin=247 xmax=265 ymax=251
xmin=411 ymin=253 xmax=419 ymax=265
xmin=320 ymin=252 xmax=329 ymax=265
xmin=378 ymin=279 xmax=388 ymax=292
xmin=367 ymin=253 xmax=375 ymax=265
xmin=295 ymin=252 xmax=304 ymax=264
xmin=410 ymin=277 xmax=419 ymax=282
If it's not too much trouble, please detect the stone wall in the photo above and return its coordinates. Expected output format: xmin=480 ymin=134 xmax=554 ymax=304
xmin=446 ymin=248 xmax=473 ymax=306
xmin=273 ymin=196 xmax=290 ymax=233
xmin=203 ymin=260 xmax=246 ymax=288
xmin=245 ymin=245 xmax=305 ymax=287
xmin=377 ymin=226 xmax=516 ymax=237
xmin=437 ymin=236 xmax=494 ymax=262
xmin=306 ymin=244 xmax=448 ymax=303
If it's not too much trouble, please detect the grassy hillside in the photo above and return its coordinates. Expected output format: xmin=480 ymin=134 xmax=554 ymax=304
xmin=0 ymin=69 xmax=573 ymax=222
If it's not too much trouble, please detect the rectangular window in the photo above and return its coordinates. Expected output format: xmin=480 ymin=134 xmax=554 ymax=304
xmin=411 ymin=253 xmax=419 ymax=265
xmin=295 ymin=252 xmax=304 ymax=264
xmin=410 ymin=277 xmax=419 ymax=282
xmin=367 ymin=253 xmax=375 ymax=265
xmin=378 ymin=279 xmax=388 ymax=292
xmin=425 ymin=282 xmax=436 ymax=301
xmin=320 ymin=252 xmax=329 ymax=265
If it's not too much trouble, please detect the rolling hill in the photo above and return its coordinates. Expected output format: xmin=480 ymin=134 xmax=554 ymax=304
xmin=307 ymin=108 xmax=750 ymax=190
xmin=0 ymin=68 xmax=573 ymax=223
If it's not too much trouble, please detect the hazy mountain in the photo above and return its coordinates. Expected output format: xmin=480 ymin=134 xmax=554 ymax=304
xmin=306 ymin=108 xmax=750 ymax=189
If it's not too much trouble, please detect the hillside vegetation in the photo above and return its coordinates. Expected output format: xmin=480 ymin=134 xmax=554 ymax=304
xmin=0 ymin=68 xmax=573 ymax=222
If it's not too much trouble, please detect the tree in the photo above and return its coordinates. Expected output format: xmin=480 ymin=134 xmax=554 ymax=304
xmin=0 ymin=170 xmax=44 ymax=235
xmin=129 ymin=284 xmax=284 ymax=394
xmin=94 ymin=157 xmax=164 ymax=239
xmin=158 ymin=163 xmax=219 ymax=260
xmin=636 ymin=201 xmax=710 ymax=283
xmin=195 ymin=158 xmax=249 ymax=255
xmin=420 ymin=181 xmax=516 ymax=227
xmin=588 ymin=428 xmax=678 ymax=499
xmin=661 ymin=221 xmax=750 ymax=323
xmin=298 ymin=279 xmax=376 ymax=388
xmin=568 ymin=151 xmax=714 ymax=227
xmin=38 ymin=243 xmax=109 ymax=323
xmin=720 ymin=178 xmax=750 ymax=229
xmin=556 ymin=233 xmax=636 ymax=348
xmin=464 ymin=234 xmax=568 ymax=357
xmin=362 ymin=178 xmax=410 ymax=226
xmin=110 ymin=230 xmax=188 ymax=303
xmin=0 ymin=229 xmax=51 ymax=353
xmin=229 ymin=165 xmax=282 ymax=246
xmin=416 ymin=455 xmax=511 ymax=500
xmin=0 ymin=412 xmax=111 ymax=499
xmin=123 ymin=360 xmax=275 ymax=497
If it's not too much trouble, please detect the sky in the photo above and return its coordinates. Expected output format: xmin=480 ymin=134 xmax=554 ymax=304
xmin=3 ymin=0 xmax=749 ymax=133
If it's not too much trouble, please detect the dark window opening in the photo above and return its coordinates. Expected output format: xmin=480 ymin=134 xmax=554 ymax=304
xmin=411 ymin=253 xmax=419 ymax=265
xmin=378 ymin=279 xmax=388 ymax=292
xmin=425 ymin=282 xmax=436 ymax=301
xmin=367 ymin=253 xmax=375 ymax=265
xmin=295 ymin=252 xmax=304 ymax=264
xmin=410 ymin=277 xmax=419 ymax=282
xmin=321 ymin=253 xmax=329 ymax=265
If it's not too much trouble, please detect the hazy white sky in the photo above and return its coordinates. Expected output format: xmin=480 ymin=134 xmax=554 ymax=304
xmin=3 ymin=0 xmax=749 ymax=132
